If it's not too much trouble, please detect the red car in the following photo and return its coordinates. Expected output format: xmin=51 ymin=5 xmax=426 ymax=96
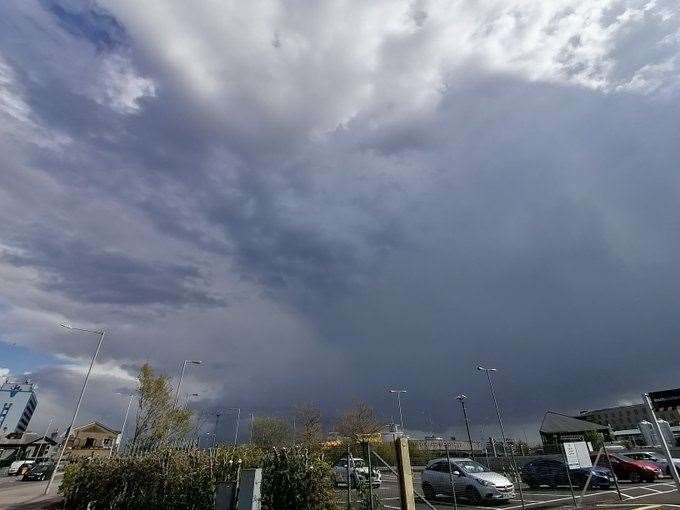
xmin=591 ymin=453 xmax=662 ymax=483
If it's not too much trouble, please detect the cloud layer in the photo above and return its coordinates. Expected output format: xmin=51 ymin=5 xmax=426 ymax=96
xmin=1 ymin=0 xmax=680 ymax=440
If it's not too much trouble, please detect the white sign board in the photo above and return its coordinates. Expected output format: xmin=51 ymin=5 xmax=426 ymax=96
xmin=563 ymin=441 xmax=592 ymax=470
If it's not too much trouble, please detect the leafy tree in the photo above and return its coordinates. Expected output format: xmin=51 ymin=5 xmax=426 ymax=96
xmin=335 ymin=401 xmax=382 ymax=442
xmin=132 ymin=363 xmax=193 ymax=449
xmin=251 ymin=416 xmax=292 ymax=448
xmin=294 ymin=403 xmax=323 ymax=447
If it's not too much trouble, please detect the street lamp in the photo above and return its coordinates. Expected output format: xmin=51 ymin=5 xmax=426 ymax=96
xmin=477 ymin=366 xmax=525 ymax=510
xmin=388 ymin=389 xmax=407 ymax=434
xmin=227 ymin=408 xmax=241 ymax=444
xmin=212 ymin=411 xmax=222 ymax=448
xmin=110 ymin=393 xmax=136 ymax=458
xmin=45 ymin=322 xmax=106 ymax=495
xmin=173 ymin=360 xmax=202 ymax=407
xmin=455 ymin=394 xmax=475 ymax=458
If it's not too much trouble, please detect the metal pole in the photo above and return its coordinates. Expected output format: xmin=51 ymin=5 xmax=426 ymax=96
xmin=173 ymin=361 xmax=188 ymax=408
xmin=446 ymin=445 xmax=459 ymax=510
xmin=644 ymin=393 xmax=680 ymax=492
xmin=561 ymin=444 xmax=578 ymax=508
xmin=43 ymin=417 xmax=54 ymax=441
xmin=111 ymin=394 xmax=134 ymax=458
xmin=346 ymin=444 xmax=352 ymax=509
xmin=367 ymin=442 xmax=375 ymax=510
xmin=481 ymin=368 xmax=525 ymax=510
xmin=212 ymin=412 xmax=221 ymax=448
xmin=250 ymin=413 xmax=254 ymax=442
xmin=459 ymin=398 xmax=474 ymax=459
xmin=45 ymin=330 xmax=105 ymax=495
xmin=601 ymin=446 xmax=623 ymax=501
xmin=234 ymin=408 xmax=241 ymax=445
xmin=397 ymin=392 xmax=405 ymax=433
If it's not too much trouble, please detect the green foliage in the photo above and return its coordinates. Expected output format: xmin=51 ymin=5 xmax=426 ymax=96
xmin=356 ymin=480 xmax=383 ymax=509
xmin=260 ymin=446 xmax=335 ymax=510
xmin=60 ymin=445 xmax=334 ymax=510
xmin=334 ymin=402 xmax=381 ymax=442
xmin=294 ymin=403 xmax=323 ymax=448
xmin=132 ymin=364 xmax=193 ymax=449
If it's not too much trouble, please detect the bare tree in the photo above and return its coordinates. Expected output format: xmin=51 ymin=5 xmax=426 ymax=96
xmin=335 ymin=401 xmax=383 ymax=442
xmin=251 ymin=416 xmax=292 ymax=447
xmin=294 ymin=403 xmax=323 ymax=446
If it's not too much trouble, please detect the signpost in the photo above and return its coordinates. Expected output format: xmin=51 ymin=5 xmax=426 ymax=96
xmin=645 ymin=392 xmax=680 ymax=493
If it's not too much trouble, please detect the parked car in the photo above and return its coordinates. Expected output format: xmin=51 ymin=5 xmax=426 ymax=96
xmin=7 ymin=460 xmax=34 ymax=476
xmin=332 ymin=457 xmax=381 ymax=487
xmin=22 ymin=460 xmax=55 ymax=481
xmin=421 ymin=458 xmax=515 ymax=504
xmin=521 ymin=458 xmax=614 ymax=489
xmin=623 ymin=452 xmax=680 ymax=476
xmin=591 ymin=453 xmax=662 ymax=483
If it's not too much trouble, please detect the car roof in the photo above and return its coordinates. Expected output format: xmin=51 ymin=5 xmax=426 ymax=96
xmin=426 ymin=457 xmax=472 ymax=465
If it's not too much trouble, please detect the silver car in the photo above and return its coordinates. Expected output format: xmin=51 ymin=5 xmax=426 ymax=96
xmin=421 ymin=458 xmax=515 ymax=504
xmin=332 ymin=457 xmax=381 ymax=487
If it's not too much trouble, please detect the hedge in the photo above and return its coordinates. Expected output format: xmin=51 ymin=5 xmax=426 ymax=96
xmin=60 ymin=445 xmax=333 ymax=510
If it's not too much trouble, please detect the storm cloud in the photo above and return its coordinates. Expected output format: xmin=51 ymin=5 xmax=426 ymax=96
xmin=2 ymin=0 xmax=680 ymax=441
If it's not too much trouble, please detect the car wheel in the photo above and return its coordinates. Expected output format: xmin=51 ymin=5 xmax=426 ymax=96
xmin=630 ymin=472 xmax=642 ymax=484
xmin=422 ymin=482 xmax=436 ymax=501
xmin=466 ymin=486 xmax=482 ymax=505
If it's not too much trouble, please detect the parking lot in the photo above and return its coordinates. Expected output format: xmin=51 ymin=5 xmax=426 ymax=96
xmin=335 ymin=473 xmax=680 ymax=510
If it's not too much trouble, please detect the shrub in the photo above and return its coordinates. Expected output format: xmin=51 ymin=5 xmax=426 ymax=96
xmin=60 ymin=445 xmax=333 ymax=510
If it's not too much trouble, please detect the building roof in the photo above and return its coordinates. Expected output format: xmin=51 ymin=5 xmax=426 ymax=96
xmin=72 ymin=421 xmax=119 ymax=435
xmin=540 ymin=411 xmax=610 ymax=434
xmin=0 ymin=432 xmax=57 ymax=446
xmin=577 ymin=403 xmax=645 ymax=415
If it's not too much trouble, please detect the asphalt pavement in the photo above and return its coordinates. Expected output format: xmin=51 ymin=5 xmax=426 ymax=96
xmin=0 ymin=474 xmax=63 ymax=510
xmin=334 ymin=473 xmax=680 ymax=510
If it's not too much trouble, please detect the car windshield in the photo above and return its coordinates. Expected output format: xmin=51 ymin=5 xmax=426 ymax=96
xmin=457 ymin=460 xmax=488 ymax=473
xmin=351 ymin=460 xmax=365 ymax=468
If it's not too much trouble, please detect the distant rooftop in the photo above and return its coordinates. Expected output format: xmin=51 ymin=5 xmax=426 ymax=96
xmin=540 ymin=411 xmax=610 ymax=434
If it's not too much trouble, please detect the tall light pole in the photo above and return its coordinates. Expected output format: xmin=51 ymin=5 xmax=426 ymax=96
xmin=43 ymin=417 xmax=54 ymax=440
xmin=111 ymin=393 xmax=135 ymax=458
xmin=228 ymin=408 xmax=241 ymax=444
xmin=388 ymin=389 xmax=407 ymax=434
xmin=212 ymin=411 xmax=222 ymax=448
xmin=173 ymin=360 xmax=202 ymax=407
xmin=456 ymin=394 xmax=475 ymax=458
xmin=45 ymin=323 xmax=105 ymax=495
xmin=477 ymin=366 xmax=524 ymax=509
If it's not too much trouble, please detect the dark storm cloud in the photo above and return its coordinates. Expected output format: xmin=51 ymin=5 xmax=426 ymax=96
xmin=2 ymin=0 xmax=680 ymax=440
xmin=2 ymin=236 xmax=221 ymax=306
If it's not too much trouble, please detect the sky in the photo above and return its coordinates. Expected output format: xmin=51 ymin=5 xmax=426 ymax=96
xmin=1 ymin=0 xmax=680 ymax=444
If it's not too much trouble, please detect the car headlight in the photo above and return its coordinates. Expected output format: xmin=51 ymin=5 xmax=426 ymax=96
xmin=478 ymin=479 xmax=495 ymax=487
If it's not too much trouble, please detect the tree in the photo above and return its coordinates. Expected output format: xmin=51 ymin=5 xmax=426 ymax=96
xmin=132 ymin=363 xmax=193 ymax=449
xmin=251 ymin=416 xmax=292 ymax=448
xmin=335 ymin=401 xmax=382 ymax=442
xmin=294 ymin=403 xmax=323 ymax=446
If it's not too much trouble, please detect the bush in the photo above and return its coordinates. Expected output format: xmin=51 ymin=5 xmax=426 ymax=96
xmin=60 ymin=445 xmax=333 ymax=509
xmin=260 ymin=446 xmax=335 ymax=510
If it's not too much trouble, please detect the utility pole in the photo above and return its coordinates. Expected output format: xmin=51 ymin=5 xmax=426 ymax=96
xmin=456 ymin=394 xmax=475 ymax=458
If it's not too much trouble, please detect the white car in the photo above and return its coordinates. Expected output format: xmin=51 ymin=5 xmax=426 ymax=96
xmin=8 ymin=460 xmax=35 ymax=476
xmin=421 ymin=458 xmax=515 ymax=504
xmin=332 ymin=457 xmax=381 ymax=487
xmin=624 ymin=452 xmax=680 ymax=476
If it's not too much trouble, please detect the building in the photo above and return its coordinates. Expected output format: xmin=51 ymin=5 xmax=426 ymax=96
xmin=0 ymin=432 xmax=57 ymax=465
xmin=65 ymin=422 xmax=120 ymax=459
xmin=0 ymin=380 xmax=38 ymax=434
xmin=539 ymin=411 xmax=611 ymax=451
xmin=577 ymin=403 xmax=680 ymax=431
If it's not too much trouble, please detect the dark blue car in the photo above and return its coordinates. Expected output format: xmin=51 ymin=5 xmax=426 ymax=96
xmin=521 ymin=458 xmax=614 ymax=489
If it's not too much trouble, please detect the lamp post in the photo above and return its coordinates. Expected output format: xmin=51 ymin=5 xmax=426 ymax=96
xmin=212 ymin=411 xmax=222 ymax=448
xmin=228 ymin=408 xmax=241 ymax=444
xmin=45 ymin=323 xmax=105 ymax=495
xmin=477 ymin=366 xmax=525 ymax=510
xmin=173 ymin=360 xmax=202 ymax=407
xmin=43 ymin=417 xmax=54 ymax=440
xmin=456 ymin=394 xmax=475 ymax=458
xmin=111 ymin=393 xmax=135 ymax=458
xmin=388 ymin=389 xmax=407 ymax=434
